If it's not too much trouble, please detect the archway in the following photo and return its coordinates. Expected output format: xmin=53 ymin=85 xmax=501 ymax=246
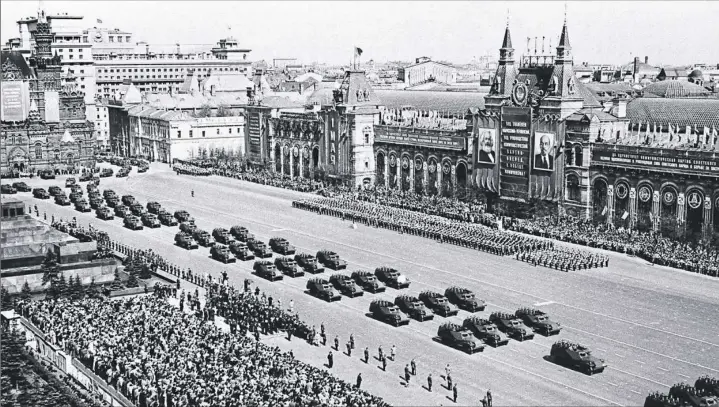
xmin=456 ymin=161 xmax=468 ymax=200
xmin=440 ymin=160 xmax=452 ymax=197
xmin=613 ymin=181 xmax=630 ymax=228
xmin=566 ymin=174 xmax=580 ymax=202
xmin=388 ymin=153 xmax=398 ymax=189
xmin=400 ymin=155 xmax=411 ymax=191
xmin=302 ymin=146 xmax=310 ymax=178
xmin=291 ymin=146 xmax=300 ymax=178
xmin=376 ymin=152 xmax=386 ymax=187
xmin=413 ymin=157 xmax=424 ymax=194
xmin=592 ymin=178 xmax=608 ymax=223
xmin=660 ymin=187 xmax=678 ymax=238
xmin=282 ymin=145 xmax=290 ymax=175
xmin=685 ymin=189 xmax=704 ymax=242
xmin=274 ymin=144 xmax=281 ymax=172
xmin=636 ymin=184 xmax=654 ymax=232
xmin=312 ymin=146 xmax=320 ymax=169
xmin=427 ymin=158 xmax=438 ymax=195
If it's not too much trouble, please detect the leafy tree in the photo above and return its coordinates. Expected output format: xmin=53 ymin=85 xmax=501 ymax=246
xmin=194 ymin=103 xmax=213 ymax=118
xmin=41 ymin=251 xmax=61 ymax=286
xmin=110 ymin=269 xmax=124 ymax=291
xmin=125 ymin=273 xmax=139 ymax=288
xmin=85 ymin=277 xmax=100 ymax=299
xmin=1 ymin=285 xmax=13 ymax=311
xmin=70 ymin=275 xmax=84 ymax=300
xmin=20 ymin=281 xmax=32 ymax=300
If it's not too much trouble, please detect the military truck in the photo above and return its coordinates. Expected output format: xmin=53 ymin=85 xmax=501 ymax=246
xmin=114 ymin=204 xmax=131 ymax=218
xmin=394 ymin=295 xmax=433 ymax=321
xmin=444 ymin=287 xmax=486 ymax=312
xmin=295 ymin=253 xmax=324 ymax=274
xmin=89 ymin=196 xmax=104 ymax=209
xmin=180 ymin=222 xmax=198 ymax=234
xmin=102 ymin=189 xmax=116 ymax=199
xmin=669 ymin=383 xmax=719 ymax=407
xmin=316 ymin=250 xmax=348 ymax=270
xmin=369 ymin=300 xmax=410 ymax=327
xmin=230 ymin=225 xmax=254 ymax=242
xmin=515 ymin=308 xmax=562 ymax=336
xmin=32 ymin=188 xmax=50 ymax=199
xmin=141 ymin=213 xmax=161 ymax=228
xmin=254 ymin=260 xmax=283 ymax=281
xmin=212 ymin=228 xmax=234 ymax=245
xmin=275 ymin=257 xmax=304 ymax=277
xmin=306 ymin=278 xmax=341 ymax=302
xmin=462 ymin=316 xmax=510 ymax=347
xmin=174 ymin=210 xmax=192 ymax=223
xmin=329 ymin=274 xmax=364 ymax=297
xmin=130 ymin=202 xmax=146 ymax=216
xmin=123 ymin=215 xmax=144 ymax=230
xmin=48 ymin=186 xmax=63 ymax=196
xmin=549 ymin=340 xmax=607 ymax=375
xmin=96 ymin=207 xmax=114 ymax=221
xmin=146 ymin=201 xmax=162 ymax=214
xmin=65 ymin=177 xmax=76 ymax=187
xmin=229 ymin=241 xmax=255 ymax=261
xmin=192 ymin=229 xmax=214 ymax=247
xmin=121 ymin=195 xmax=136 ymax=206
xmin=418 ymin=290 xmax=459 ymax=317
xmin=696 ymin=376 xmax=719 ymax=397
xmin=351 ymin=270 xmax=386 ymax=293
xmin=158 ymin=211 xmax=178 ymax=226
xmin=436 ymin=322 xmax=484 ymax=354
xmin=490 ymin=312 xmax=535 ymax=341
xmin=106 ymin=196 xmax=120 ymax=208
xmin=374 ymin=267 xmax=410 ymax=289
xmin=211 ymin=244 xmax=236 ymax=264
xmin=269 ymin=237 xmax=296 ymax=255
xmin=74 ymin=199 xmax=92 ymax=213
xmin=247 ymin=239 xmax=273 ymax=258
xmin=175 ymin=232 xmax=198 ymax=250
xmin=69 ymin=192 xmax=83 ymax=203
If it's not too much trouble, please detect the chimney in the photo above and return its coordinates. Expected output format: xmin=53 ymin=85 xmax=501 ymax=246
xmin=644 ymin=56 xmax=648 ymax=64
xmin=612 ymin=97 xmax=627 ymax=118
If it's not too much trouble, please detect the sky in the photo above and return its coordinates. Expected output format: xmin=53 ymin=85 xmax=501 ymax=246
xmin=1 ymin=1 xmax=717 ymax=67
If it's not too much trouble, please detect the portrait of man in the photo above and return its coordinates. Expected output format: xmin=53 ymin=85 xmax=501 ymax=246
xmin=477 ymin=129 xmax=496 ymax=164
xmin=534 ymin=133 xmax=555 ymax=171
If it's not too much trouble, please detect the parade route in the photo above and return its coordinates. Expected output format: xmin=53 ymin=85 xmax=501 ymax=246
xmin=17 ymin=163 xmax=719 ymax=406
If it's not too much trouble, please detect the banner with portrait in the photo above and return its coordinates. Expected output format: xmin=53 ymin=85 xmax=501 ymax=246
xmin=477 ymin=128 xmax=497 ymax=165
xmin=533 ymin=132 xmax=555 ymax=172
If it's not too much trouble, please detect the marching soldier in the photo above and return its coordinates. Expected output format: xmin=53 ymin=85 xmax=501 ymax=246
xmin=404 ymin=364 xmax=411 ymax=386
xmin=356 ymin=373 xmax=362 ymax=389
xmin=327 ymin=351 xmax=333 ymax=368
xmin=334 ymin=335 xmax=339 ymax=351
xmin=411 ymin=358 xmax=417 ymax=375
xmin=364 ymin=347 xmax=370 ymax=363
xmin=427 ymin=373 xmax=433 ymax=392
xmin=453 ymin=383 xmax=458 ymax=403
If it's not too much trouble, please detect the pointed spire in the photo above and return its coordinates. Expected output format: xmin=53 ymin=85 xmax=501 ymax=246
xmin=559 ymin=2 xmax=571 ymax=49
xmin=501 ymin=10 xmax=512 ymax=50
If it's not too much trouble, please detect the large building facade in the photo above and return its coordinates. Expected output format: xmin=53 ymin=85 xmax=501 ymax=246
xmin=1 ymin=11 xmax=95 ymax=175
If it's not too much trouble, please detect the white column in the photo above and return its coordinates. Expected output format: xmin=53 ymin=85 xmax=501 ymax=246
xmin=280 ymin=148 xmax=285 ymax=177
xmin=299 ymin=148 xmax=303 ymax=178
xmin=289 ymin=148 xmax=294 ymax=178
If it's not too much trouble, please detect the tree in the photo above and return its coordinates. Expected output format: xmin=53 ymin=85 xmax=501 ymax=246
xmin=110 ymin=269 xmax=124 ymax=291
xmin=216 ymin=104 xmax=232 ymax=117
xmin=20 ymin=282 xmax=32 ymax=300
xmin=194 ymin=103 xmax=213 ymax=118
xmin=85 ymin=277 xmax=100 ymax=299
xmin=125 ymin=273 xmax=139 ymax=288
xmin=70 ymin=275 xmax=83 ymax=300
xmin=1 ymin=285 xmax=13 ymax=311
xmin=41 ymin=251 xmax=61 ymax=287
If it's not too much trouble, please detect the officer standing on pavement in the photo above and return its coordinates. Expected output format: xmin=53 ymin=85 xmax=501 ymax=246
xmin=327 ymin=351 xmax=333 ymax=368
xmin=346 ymin=340 xmax=352 ymax=356
xmin=382 ymin=355 xmax=387 ymax=371
xmin=334 ymin=335 xmax=339 ymax=351
xmin=453 ymin=383 xmax=458 ymax=403
xmin=404 ymin=364 xmax=411 ymax=386
xmin=364 ymin=347 xmax=369 ymax=363
xmin=411 ymin=358 xmax=417 ymax=375
xmin=487 ymin=389 xmax=493 ymax=407
xmin=356 ymin=373 xmax=362 ymax=389
xmin=427 ymin=373 xmax=432 ymax=392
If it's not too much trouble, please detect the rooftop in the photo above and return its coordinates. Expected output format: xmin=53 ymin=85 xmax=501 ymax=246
xmin=626 ymin=98 xmax=719 ymax=129
xmin=643 ymin=80 xmax=712 ymax=98
xmin=374 ymin=90 xmax=486 ymax=115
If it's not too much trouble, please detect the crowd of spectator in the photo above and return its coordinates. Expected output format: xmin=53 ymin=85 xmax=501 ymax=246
xmin=16 ymin=291 xmax=388 ymax=407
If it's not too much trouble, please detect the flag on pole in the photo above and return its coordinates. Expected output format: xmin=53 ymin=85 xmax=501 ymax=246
xmin=622 ymin=211 xmax=629 ymax=220
xmin=354 ymin=47 xmax=363 ymax=57
xmin=97 ymin=18 xmax=103 ymax=24
xmin=601 ymin=206 xmax=607 ymax=216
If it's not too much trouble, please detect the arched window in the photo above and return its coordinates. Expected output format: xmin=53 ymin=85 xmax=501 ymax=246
xmin=574 ymin=145 xmax=583 ymax=167
xmin=565 ymin=146 xmax=574 ymax=166
xmin=567 ymin=174 xmax=581 ymax=201
xmin=54 ymin=149 xmax=60 ymax=160
xmin=35 ymin=144 xmax=43 ymax=159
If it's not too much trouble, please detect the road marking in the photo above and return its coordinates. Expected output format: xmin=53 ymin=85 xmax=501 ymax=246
xmin=614 ymin=353 xmax=625 ymax=358
xmin=610 ymin=366 xmax=670 ymax=388
xmin=607 ymin=382 xmax=619 ymax=387
xmin=272 ymin=228 xmax=287 ymax=232
xmin=678 ymin=374 xmax=690 ymax=379
xmin=533 ymin=301 xmax=555 ymax=307
xmin=630 ymin=390 xmax=641 ymax=395
xmin=657 ymin=367 xmax=669 ymax=372
xmin=634 ymin=360 xmax=645 ymax=365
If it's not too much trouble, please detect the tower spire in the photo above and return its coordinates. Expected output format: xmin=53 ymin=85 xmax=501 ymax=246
xmin=556 ymin=3 xmax=572 ymax=62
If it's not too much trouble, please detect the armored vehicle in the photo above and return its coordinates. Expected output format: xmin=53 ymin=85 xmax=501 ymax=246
xmin=230 ymin=225 xmax=254 ymax=242
xmin=116 ymin=168 xmax=129 ymax=177
xmin=254 ymin=260 xmax=282 ymax=280
xmin=247 ymin=239 xmax=273 ymax=258
xmin=549 ymin=340 xmax=606 ymax=375
xmin=69 ymin=192 xmax=83 ymax=203
xmin=12 ymin=182 xmax=30 ymax=192
xmin=89 ymin=197 xmax=104 ymax=209
xmin=275 ymin=257 xmax=304 ymax=277
xmin=192 ymin=229 xmax=214 ymax=247
xmin=114 ymin=204 xmax=131 ymax=218
xmin=146 ymin=201 xmax=162 ymax=214
xmin=394 ymin=295 xmax=434 ymax=321
xmin=69 ymin=185 xmax=82 ymax=194
xmin=515 ymin=308 xmax=562 ymax=336
xmin=54 ymin=194 xmax=71 ymax=206
xmin=130 ymin=202 xmax=146 ymax=216
xmin=229 ymin=241 xmax=255 ymax=261
xmin=1 ymin=184 xmax=17 ymax=194
xmin=106 ymin=196 xmax=120 ymax=208
xmin=137 ymin=165 xmax=149 ymax=173
xmin=74 ymin=199 xmax=92 ymax=212
xmin=696 ymin=376 xmax=719 ymax=397
xmin=351 ymin=271 xmax=386 ymax=293
xmin=48 ymin=186 xmax=63 ymax=196
xmin=124 ymin=215 xmax=144 ymax=230
xmin=211 ymin=244 xmax=236 ymax=264
xmin=490 ymin=312 xmax=535 ymax=341
xmin=369 ymin=300 xmax=410 ymax=327
xmin=295 ymin=253 xmax=324 ymax=274
xmin=40 ymin=170 xmax=55 ymax=179
xmin=462 ymin=316 xmax=510 ymax=347
xmin=141 ymin=213 xmax=161 ymax=228
xmin=104 ymin=189 xmax=117 ymax=199
xmin=374 ymin=267 xmax=410 ymax=289
xmin=65 ymin=177 xmax=76 ymax=187
xmin=316 ymin=250 xmax=348 ymax=270
xmin=96 ymin=207 xmax=114 ymax=220
xmin=329 ymin=274 xmax=364 ymax=297
xmin=306 ymin=278 xmax=341 ymax=302
xmin=436 ymin=322 xmax=484 ymax=354
xmin=418 ymin=291 xmax=459 ymax=317
xmin=79 ymin=173 xmax=92 ymax=182
xmin=121 ymin=195 xmax=136 ymax=206
xmin=32 ymin=188 xmax=50 ymax=199
xmin=445 ymin=287 xmax=486 ymax=312
xmin=212 ymin=228 xmax=234 ymax=245
xmin=669 ymin=383 xmax=719 ymax=407
xmin=179 ymin=222 xmax=198 ymax=234
xmin=100 ymin=168 xmax=114 ymax=177
xmin=158 ymin=211 xmax=178 ymax=226
xmin=175 ymin=232 xmax=198 ymax=250
xmin=269 ymin=237 xmax=296 ymax=255
xmin=174 ymin=210 xmax=192 ymax=223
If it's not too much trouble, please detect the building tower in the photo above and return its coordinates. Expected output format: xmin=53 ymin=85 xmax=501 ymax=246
xmin=541 ymin=14 xmax=584 ymax=119
xmin=485 ymin=17 xmax=517 ymax=110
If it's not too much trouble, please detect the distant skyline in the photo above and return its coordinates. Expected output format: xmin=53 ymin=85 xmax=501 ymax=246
xmin=2 ymin=1 xmax=717 ymax=67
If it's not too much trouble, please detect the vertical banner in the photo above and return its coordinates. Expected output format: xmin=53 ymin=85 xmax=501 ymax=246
xmin=44 ymin=91 xmax=60 ymax=123
xmin=248 ymin=111 xmax=261 ymax=155
xmin=1 ymin=81 xmax=29 ymax=122
xmin=499 ymin=107 xmax=532 ymax=201
xmin=530 ymin=131 xmax=558 ymax=200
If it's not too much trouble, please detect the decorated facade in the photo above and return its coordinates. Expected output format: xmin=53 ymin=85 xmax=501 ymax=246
xmin=1 ymin=10 xmax=95 ymax=175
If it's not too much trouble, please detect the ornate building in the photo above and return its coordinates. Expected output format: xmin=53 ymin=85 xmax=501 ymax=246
xmin=1 ymin=11 xmax=95 ymax=175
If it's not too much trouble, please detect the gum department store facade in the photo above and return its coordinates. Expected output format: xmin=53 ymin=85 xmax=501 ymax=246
xmin=244 ymin=19 xmax=718 ymax=238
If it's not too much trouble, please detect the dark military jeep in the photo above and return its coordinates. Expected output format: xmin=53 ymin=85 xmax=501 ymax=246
xmin=294 ymin=253 xmax=324 ymax=274
xmin=549 ymin=340 xmax=606 ymax=375
xmin=275 ymin=257 xmax=304 ymax=277
xmin=158 ymin=211 xmax=178 ymax=226
xmin=374 ymin=267 xmax=410 ymax=289
xmin=174 ymin=210 xmax=192 ymax=223
xmin=230 ymin=225 xmax=254 ymax=242
xmin=306 ymin=278 xmax=341 ymax=302
xmin=444 ymin=287 xmax=486 ymax=312
xmin=515 ymin=308 xmax=561 ymax=336
xmin=254 ymin=260 xmax=283 ymax=281
xmin=121 ymin=195 xmax=136 ymax=206
xmin=96 ymin=207 xmax=114 ymax=221
xmin=211 ymin=244 xmax=236 ymax=264
xmin=329 ymin=274 xmax=364 ymax=297
xmin=462 ymin=316 xmax=510 ymax=347
xmin=269 ymin=237 xmax=296 ymax=255
xmin=489 ymin=312 xmax=535 ymax=341
xmin=229 ymin=241 xmax=255 ymax=261
xmin=212 ymin=228 xmax=234 ymax=245
xmin=316 ymin=250 xmax=348 ymax=270
xmin=419 ymin=290 xmax=459 ymax=317
xmin=351 ymin=270 xmax=386 ymax=293
xmin=175 ymin=232 xmax=198 ymax=250
xmin=247 ymin=239 xmax=273 ymax=258
xmin=33 ymin=188 xmax=51 ymax=199
xmin=192 ymin=229 xmax=215 ymax=247
xmin=394 ymin=295 xmax=433 ymax=321
xmin=146 ymin=201 xmax=162 ymax=214
xmin=369 ymin=300 xmax=409 ymax=327
xmin=436 ymin=322 xmax=484 ymax=354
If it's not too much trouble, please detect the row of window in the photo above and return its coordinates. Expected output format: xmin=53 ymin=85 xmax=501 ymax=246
xmin=100 ymin=67 xmax=242 ymax=74
xmin=81 ymin=35 xmax=132 ymax=43
xmin=177 ymin=128 xmax=242 ymax=138
xmin=100 ymin=75 xmax=183 ymax=80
